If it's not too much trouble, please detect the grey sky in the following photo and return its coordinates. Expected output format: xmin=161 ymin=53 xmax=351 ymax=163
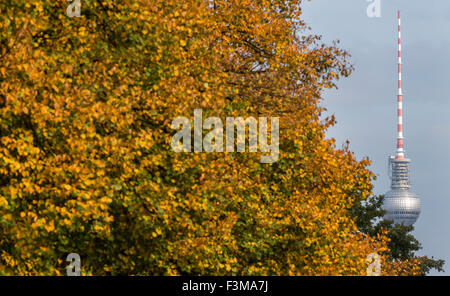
xmin=301 ymin=0 xmax=450 ymax=275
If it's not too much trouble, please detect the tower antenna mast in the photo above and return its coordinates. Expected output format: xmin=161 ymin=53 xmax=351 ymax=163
xmin=397 ymin=11 xmax=404 ymax=159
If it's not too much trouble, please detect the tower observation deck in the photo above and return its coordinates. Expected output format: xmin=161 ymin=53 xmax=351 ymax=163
xmin=384 ymin=157 xmax=421 ymax=225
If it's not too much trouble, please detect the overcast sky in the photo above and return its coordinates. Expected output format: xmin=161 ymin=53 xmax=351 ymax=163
xmin=301 ymin=0 xmax=450 ymax=275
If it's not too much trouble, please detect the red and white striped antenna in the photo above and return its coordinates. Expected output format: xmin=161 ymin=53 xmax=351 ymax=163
xmin=396 ymin=11 xmax=405 ymax=159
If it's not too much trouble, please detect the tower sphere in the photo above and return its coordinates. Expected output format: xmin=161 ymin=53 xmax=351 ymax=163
xmin=383 ymin=189 xmax=421 ymax=226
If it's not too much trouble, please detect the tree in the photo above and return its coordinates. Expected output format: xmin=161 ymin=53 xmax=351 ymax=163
xmin=350 ymin=194 xmax=445 ymax=275
xmin=0 ymin=0 xmax=425 ymax=275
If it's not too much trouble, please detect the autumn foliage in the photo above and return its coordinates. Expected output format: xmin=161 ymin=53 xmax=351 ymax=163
xmin=0 ymin=0 xmax=423 ymax=275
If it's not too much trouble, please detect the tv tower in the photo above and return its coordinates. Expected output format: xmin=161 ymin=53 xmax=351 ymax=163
xmin=383 ymin=11 xmax=421 ymax=226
